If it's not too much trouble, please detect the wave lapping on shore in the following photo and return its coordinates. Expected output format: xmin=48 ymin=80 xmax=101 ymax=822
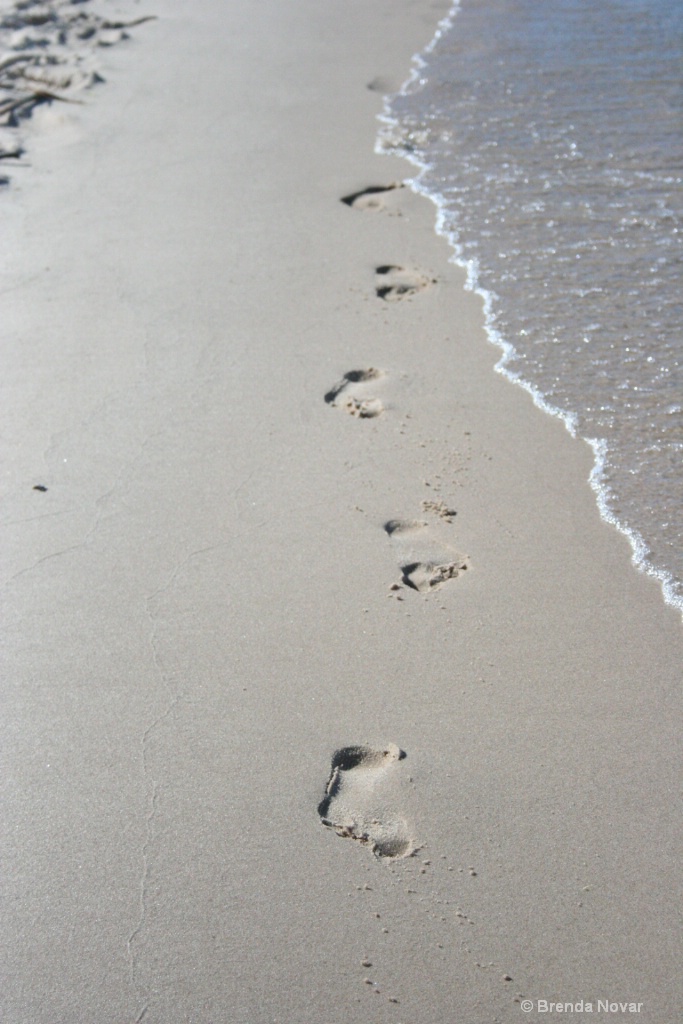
xmin=378 ymin=0 xmax=683 ymax=617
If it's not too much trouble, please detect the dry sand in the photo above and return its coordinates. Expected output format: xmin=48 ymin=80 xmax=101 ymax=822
xmin=2 ymin=1 xmax=682 ymax=1022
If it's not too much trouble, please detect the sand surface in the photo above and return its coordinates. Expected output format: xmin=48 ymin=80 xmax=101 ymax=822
xmin=2 ymin=1 xmax=682 ymax=1022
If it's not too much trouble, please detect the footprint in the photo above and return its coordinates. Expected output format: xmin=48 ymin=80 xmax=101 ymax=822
xmin=318 ymin=744 xmax=414 ymax=859
xmin=384 ymin=519 xmax=468 ymax=592
xmin=375 ymin=265 xmax=437 ymax=301
xmin=421 ymin=499 xmax=457 ymax=522
xmin=366 ymin=75 xmax=398 ymax=94
xmin=340 ymin=183 xmax=404 ymax=212
xmin=324 ymin=368 xmax=385 ymax=419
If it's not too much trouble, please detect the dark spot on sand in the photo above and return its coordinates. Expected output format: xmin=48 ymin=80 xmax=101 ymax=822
xmin=340 ymin=183 xmax=404 ymax=209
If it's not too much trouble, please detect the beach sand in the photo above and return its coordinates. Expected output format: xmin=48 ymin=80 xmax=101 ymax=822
xmin=2 ymin=1 xmax=682 ymax=1022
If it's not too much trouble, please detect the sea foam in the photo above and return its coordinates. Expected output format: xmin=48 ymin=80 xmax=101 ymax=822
xmin=376 ymin=0 xmax=683 ymax=619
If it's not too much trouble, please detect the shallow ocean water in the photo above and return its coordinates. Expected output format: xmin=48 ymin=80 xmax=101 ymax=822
xmin=380 ymin=0 xmax=683 ymax=615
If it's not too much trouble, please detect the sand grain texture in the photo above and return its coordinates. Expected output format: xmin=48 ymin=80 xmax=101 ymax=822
xmin=2 ymin=0 xmax=682 ymax=1022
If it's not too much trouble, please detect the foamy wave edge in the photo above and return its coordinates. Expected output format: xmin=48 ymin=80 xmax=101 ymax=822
xmin=374 ymin=1 xmax=683 ymax=621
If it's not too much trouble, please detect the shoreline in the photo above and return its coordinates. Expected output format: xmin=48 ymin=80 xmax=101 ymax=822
xmin=377 ymin=2 xmax=683 ymax=624
xmin=404 ymin=163 xmax=683 ymax=621
xmin=3 ymin=2 xmax=682 ymax=1022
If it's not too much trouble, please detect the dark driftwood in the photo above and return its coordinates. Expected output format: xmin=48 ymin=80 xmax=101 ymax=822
xmin=0 ymin=89 xmax=83 ymax=121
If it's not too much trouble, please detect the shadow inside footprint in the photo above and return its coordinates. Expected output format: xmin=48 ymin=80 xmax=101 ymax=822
xmin=325 ymin=368 xmax=384 ymax=418
xmin=384 ymin=519 xmax=468 ymax=592
xmin=340 ymin=183 xmax=404 ymax=211
xmin=366 ymin=75 xmax=398 ymax=93
xmin=400 ymin=560 xmax=467 ymax=592
xmin=375 ymin=265 xmax=436 ymax=301
xmin=318 ymin=743 xmax=413 ymax=859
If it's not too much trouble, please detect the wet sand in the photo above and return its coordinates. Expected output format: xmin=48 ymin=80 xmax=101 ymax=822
xmin=2 ymin=1 xmax=682 ymax=1021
